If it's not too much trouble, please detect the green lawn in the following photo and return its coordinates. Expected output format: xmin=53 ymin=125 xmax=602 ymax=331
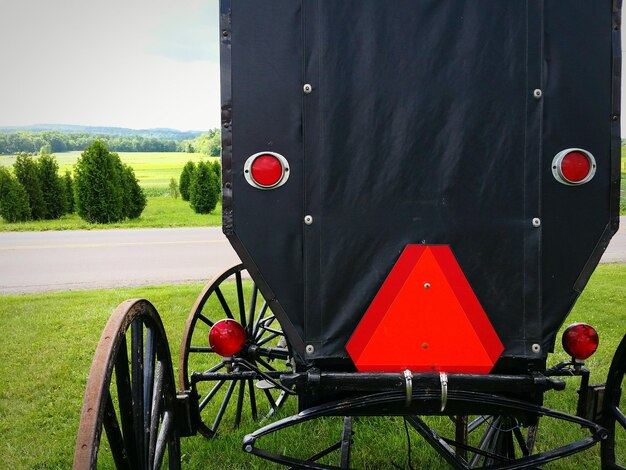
xmin=0 ymin=197 xmax=221 ymax=231
xmin=0 ymin=265 xmax=624 ymax=468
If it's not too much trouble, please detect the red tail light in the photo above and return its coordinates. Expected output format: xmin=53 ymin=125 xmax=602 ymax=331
xmin=561 ymin=323 xmax=599 ymax=360
xmin=244 ymin=152 xmax=290 ymax=189
xmin=552 ymin=149 xmax=596 ymax=186
xmin=209 ymin=319 xmax=247 ymax=357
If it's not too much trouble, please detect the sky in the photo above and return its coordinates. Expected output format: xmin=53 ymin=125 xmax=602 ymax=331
xmin=0 ymin=0 xmax=220 ymax=131
xmin=0 ymin=2 xmax=624 ymax=134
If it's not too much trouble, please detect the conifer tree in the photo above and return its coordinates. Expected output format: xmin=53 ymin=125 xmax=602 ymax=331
xmin=190 ymin=160 xmax=219 ymax=214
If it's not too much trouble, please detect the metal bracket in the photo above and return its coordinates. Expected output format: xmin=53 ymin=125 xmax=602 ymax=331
xmin=440 ymin=372 xmax=448 ymax=412
xmin=404 ymin=369 xmax=413 ymax=407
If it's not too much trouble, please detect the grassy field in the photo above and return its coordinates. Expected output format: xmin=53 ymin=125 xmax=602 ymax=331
xmin=0 ymin=264 xmax=624 ymax=468
xmin=0 ymin=197 xmax=221 ymax=231
xmin=0 ymin=151 xmax=212 ymax=187
xmin=0 ymin=152 xmax=221 ymax=231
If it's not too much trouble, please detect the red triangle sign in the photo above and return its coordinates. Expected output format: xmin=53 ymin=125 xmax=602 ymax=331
xmin=346 ymin=245 xmax=503 ymax=373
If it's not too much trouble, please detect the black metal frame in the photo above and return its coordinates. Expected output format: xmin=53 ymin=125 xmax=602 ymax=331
xmin=240 ymin=386 xmax=606 ymax=469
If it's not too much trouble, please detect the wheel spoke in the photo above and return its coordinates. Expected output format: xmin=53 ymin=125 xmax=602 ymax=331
xmin=247 ymin=284 xmax=258 ymax=333
xmin=196 ymin=313 xmax=214 ymax=328
xmin=256 ymin=357 xmax=278 ymax=372
xmin=264 ymin=389 xmax=277 ymax=411
xmin=131 ymin=318 xmax=145 ymax=470
xmin=248 ymin=379 xmax=258 ymax=421
xmin=148 ymin=361 xmax=165 ymax=468
xmin=199 ymin=380 xmax=226 ymax=411
xmin=114 ymin=334 xmax=136 ymax=466
xmin=234 ymin=380 xmax=246 ymax=428
xmin=214 ymin=287 xmax=234 ymax=319
xmin=103 ymin=392 xmax=131 ymax=470
xmin=235 ymin=271 xmax=246 ymax=327
xmin=212 ymin=380 xmax=238 ymax=432
xmin=154 ymin=410 xmax=174 ymax=469
xmin=613 ymin=405 xmax=626 ymax=430
xmin=143 ymin=326 xmax=156 ymax=465
xmin=253 ymin=302 xmax=269 ymax=337
xmin=256 ymin=332 xmax=280 ymax=347
xmin=513 ymin=426 xmax=530 ymax=456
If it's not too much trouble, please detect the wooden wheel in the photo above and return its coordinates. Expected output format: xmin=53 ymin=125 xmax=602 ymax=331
xmin=74 ymin=299 xmax=180 ymax=470
xmin=602 ymin=334 xmax=626 ymax=469
xmin=179 ymin=264 xmax=292 ymax=438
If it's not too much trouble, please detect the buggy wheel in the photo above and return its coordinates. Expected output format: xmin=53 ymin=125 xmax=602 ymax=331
xmin=74 ymin=299 xmax=180 ymax=470
xmin=179 ymin=264 xmax=292 ymax=438
xmin=602 ymin=334 xmax=626 ymax=470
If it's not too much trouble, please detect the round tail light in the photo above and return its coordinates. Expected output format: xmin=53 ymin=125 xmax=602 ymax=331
xmin=244 ymin=152 xmax=290 ymax=189
xmin=562 ymin=323 xmax=599 ymax=360
xmin=552 ymin=149 xmax=596 ymax=186
xmin=209 ymin=319 xmax=247 ymax=357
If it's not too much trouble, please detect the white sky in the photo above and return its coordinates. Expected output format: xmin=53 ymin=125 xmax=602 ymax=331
xmin=0 ymin=0 xmax=220 ymax=131
xmin=0 ymin=2 xmax=624 ymax=134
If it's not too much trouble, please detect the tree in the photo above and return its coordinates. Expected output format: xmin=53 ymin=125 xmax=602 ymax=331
xmin=190 ymin=160 xmax=219 ymax=214
xmin=74 ymin=141 xmax=124 ymax=223
xmin=119 ymin=163 xmax=146 ymax=219
xmin=37 ymin=150 xmax=65 ymax=219
xmin=13 ymin=152 xmax=45 ymax=219
xmin=62 ymin=170 xmax=75 ymax=214
xmin=179 ymin=160 xmax=196 ymax=201
xmin=169 ymin=178 xmax=179 ymax=199
xmin=211 ymin=160 xmax=222 ymax=198
xmin=0 ymin=168 xmax=31 ymax=222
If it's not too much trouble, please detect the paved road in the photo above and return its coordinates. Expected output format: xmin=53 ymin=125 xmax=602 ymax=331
xmin=0 ymin=218 xmax=624 ymax=295
xmin=0 ymin=228 xmax=240 ymax=295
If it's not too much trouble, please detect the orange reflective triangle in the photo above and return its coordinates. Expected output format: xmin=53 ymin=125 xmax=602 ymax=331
xmin=346 ymin=245 xmax=503 ymax=373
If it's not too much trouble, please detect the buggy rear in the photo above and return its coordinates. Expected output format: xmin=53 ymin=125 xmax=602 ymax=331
xmin=74 ymin=1 xmax=624 ymax=468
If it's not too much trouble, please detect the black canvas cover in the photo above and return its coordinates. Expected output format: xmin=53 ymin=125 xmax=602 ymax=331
xmin=220 ymin=0 xmax=621 ymax=367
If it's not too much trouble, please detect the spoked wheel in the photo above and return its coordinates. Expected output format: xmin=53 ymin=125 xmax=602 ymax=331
xmin=452 ymin=415 xmax=539 ymax=467
xmin=179 ymin=264 xmax=293 ymax=438
xmin=74 ymin=299 xmax=180 ymax=470
xmin=602 ymin=334 xmax=626 ymax=469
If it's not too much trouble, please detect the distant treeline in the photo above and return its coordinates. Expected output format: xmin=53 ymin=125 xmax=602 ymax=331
xmin=0 ymin=129 xmax=221 ymax=156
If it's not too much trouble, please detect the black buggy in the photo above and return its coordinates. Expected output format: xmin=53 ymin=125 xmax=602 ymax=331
xmin=74 ymin=1 xmax=625 ymax=468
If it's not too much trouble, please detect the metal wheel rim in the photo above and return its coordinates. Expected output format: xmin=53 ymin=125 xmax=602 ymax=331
xmin=602 ymin=334 xmax=626 ymax=470
xmin=74 ymin=299 xmax=180 ymax=470
xmin=178 ymin=264 xmax=292 ymax=438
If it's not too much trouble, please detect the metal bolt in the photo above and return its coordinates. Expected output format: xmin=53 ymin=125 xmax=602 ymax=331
xmin=306 ymin=344 xmax=315 ymax=354
xmin=533 ymin=89 xmax=543 ymax=99
xmin=304 ymin=215 xmax=313 ymax=225
xmin=424 ymin=283 xmax=431 ymax=289
xmin=244 ymin=445 xmax=253 ymax=453
xmin=303 ymin=83 xmax=313 ymax=94
xmin=532 ymin=218 xmax=541 ymax=228
xmin=532 ymin=344 xmax=541 ymax=353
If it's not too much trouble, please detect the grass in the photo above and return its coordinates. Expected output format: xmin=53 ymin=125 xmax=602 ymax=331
xmin=0 ymin=198 xmax=222 ymax=231
xmin=0 ymin=264 xmax=624 ymax=468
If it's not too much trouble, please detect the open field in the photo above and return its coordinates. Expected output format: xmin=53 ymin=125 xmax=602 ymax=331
xmin=0 ymin=151 xmax=215 ymax=189
xmin=0 ymin=264 xmax=624 ymax=468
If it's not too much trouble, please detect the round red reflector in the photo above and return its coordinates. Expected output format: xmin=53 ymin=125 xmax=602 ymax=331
xmin=250 ymin=154 xmax=284 ymax=188
xmin=560 ymin=151 xmax=591 ymax=183
xmin=552 ymin=148 xmax=596 ymax=186
xmin=562 ymin=323 xmax=599 ymax=360
xmin=209 ymin=319 xmax=247 ymax=357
